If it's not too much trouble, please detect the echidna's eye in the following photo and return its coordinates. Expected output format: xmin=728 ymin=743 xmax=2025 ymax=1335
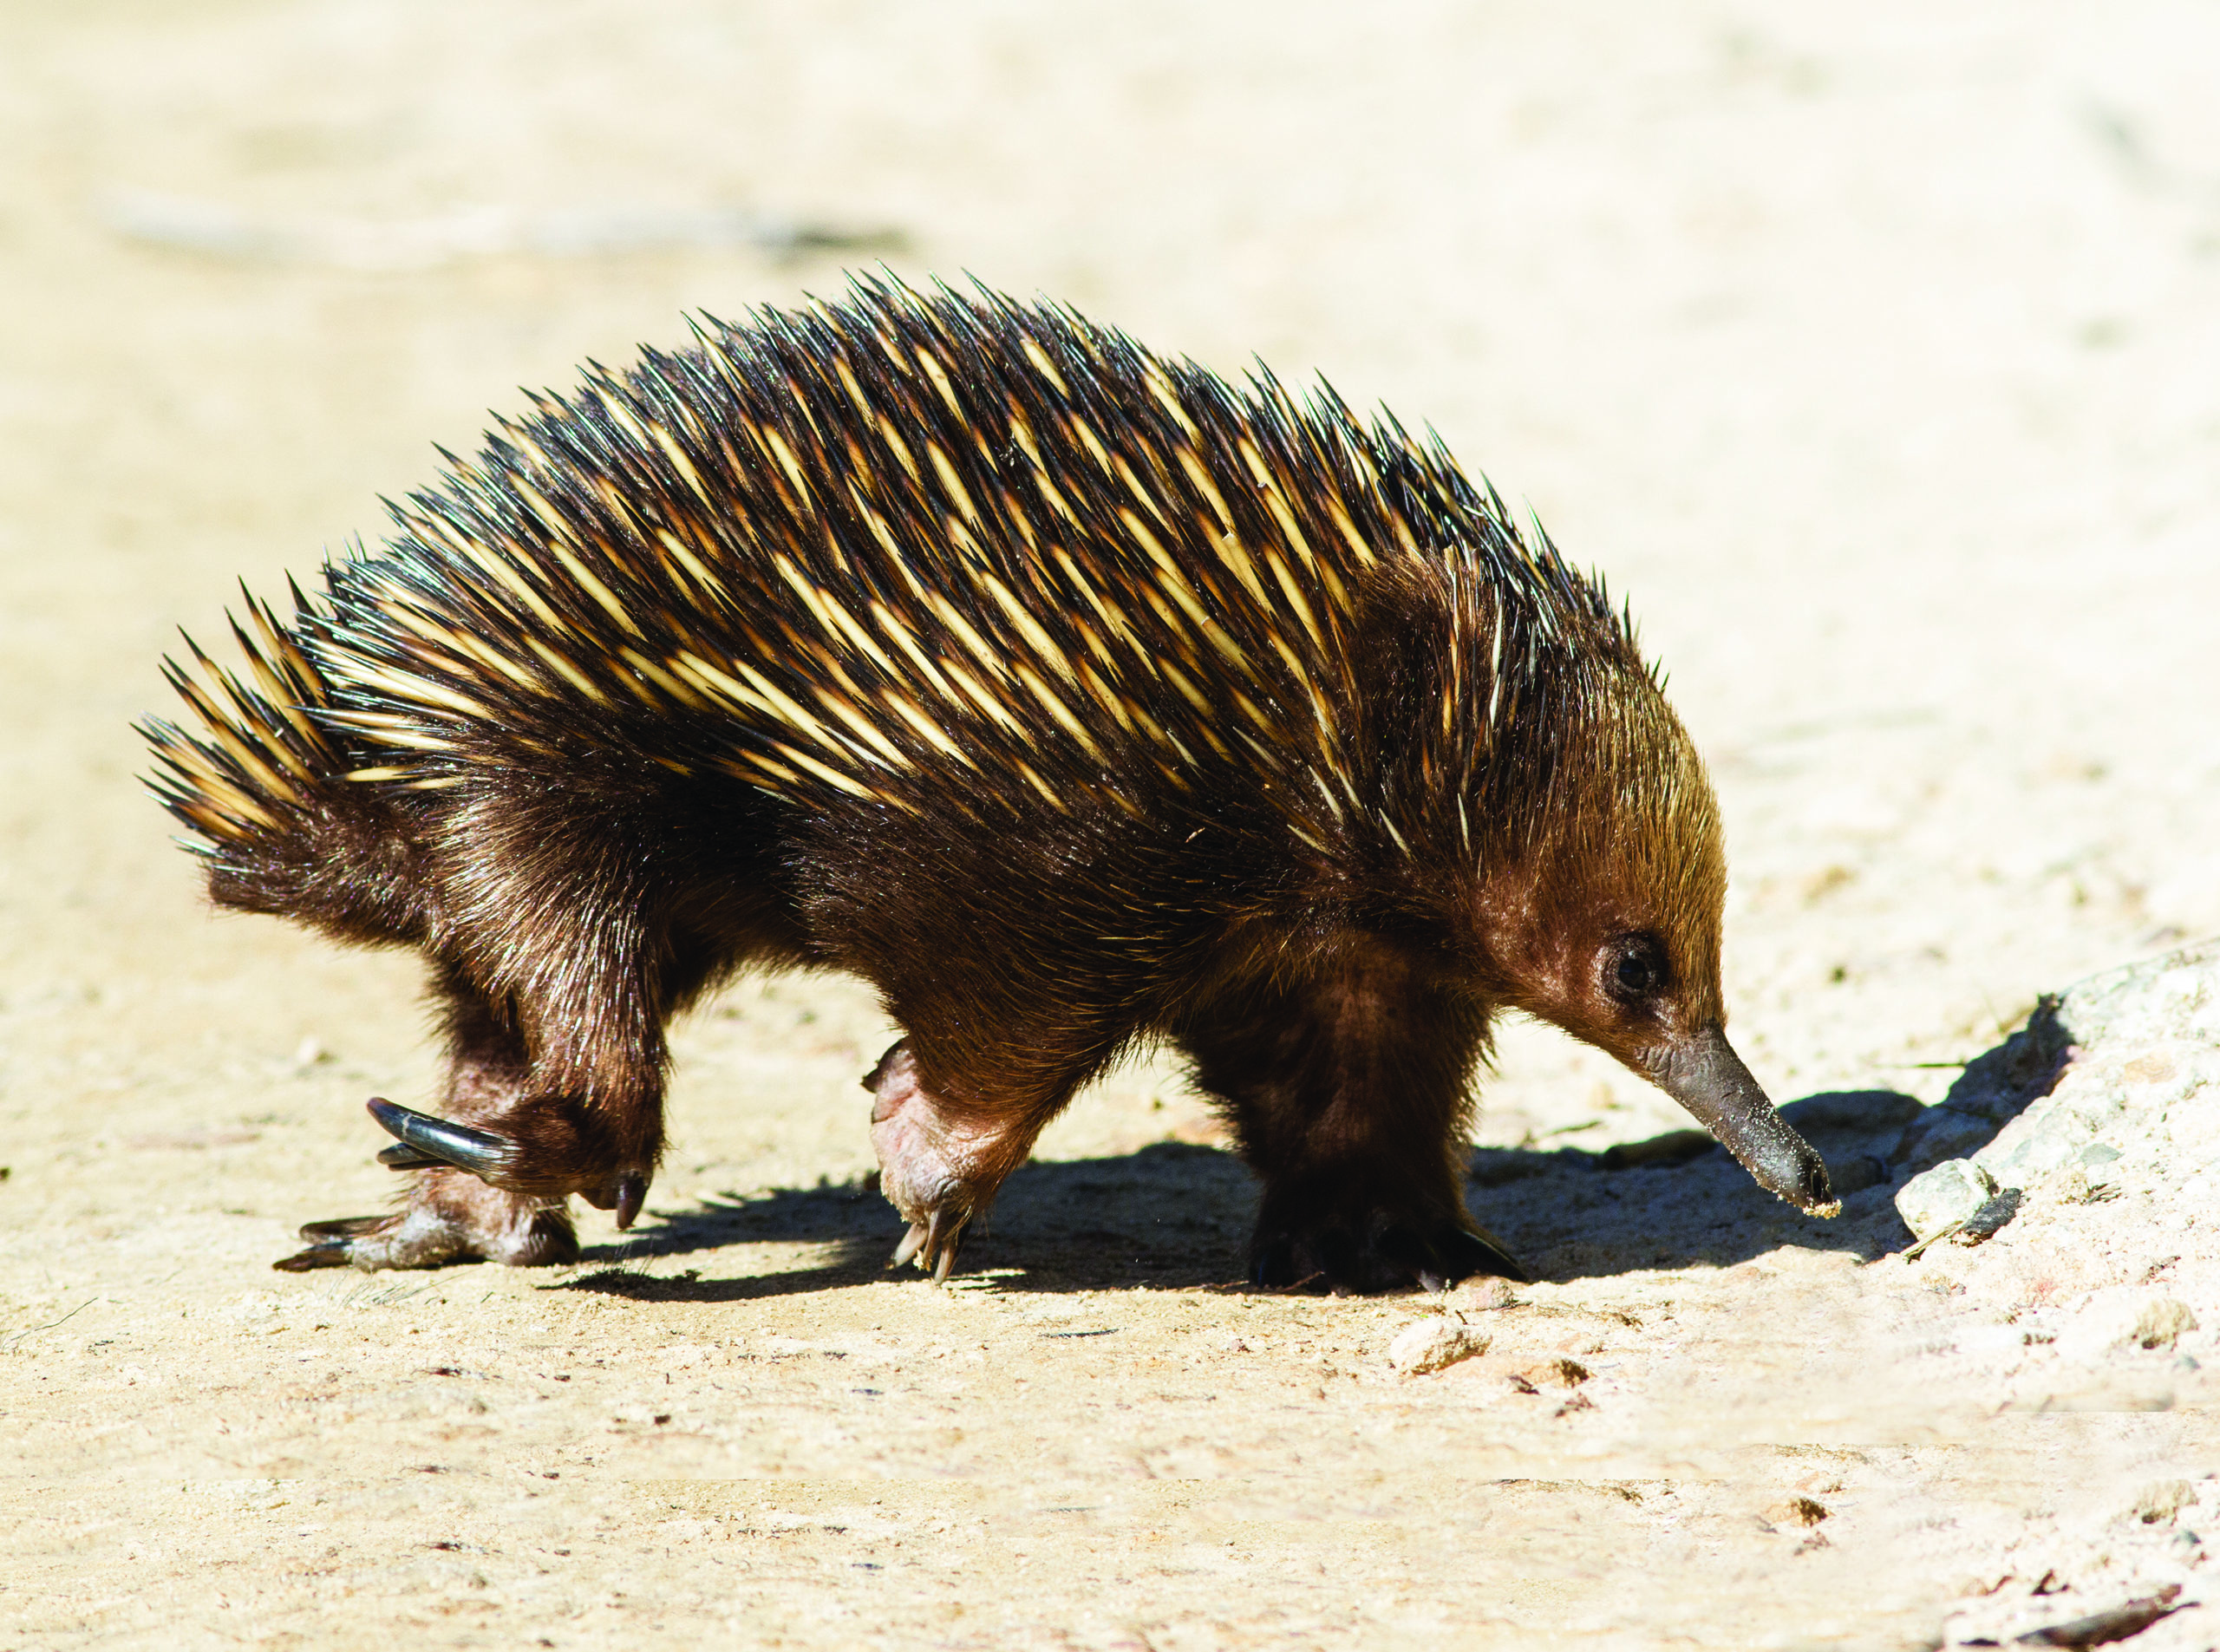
xmin=1605 ymin=937 xmax=1667 ymax=1005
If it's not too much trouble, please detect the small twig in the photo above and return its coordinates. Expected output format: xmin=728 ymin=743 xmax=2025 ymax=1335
xmin=1903 ymin=1221 xmax=1969 ymax=1263
xmin=3 ymin=1297 xmax=99 ymax=1351
xmin=1201 ymin=1270 xmax=1329 ymax=1296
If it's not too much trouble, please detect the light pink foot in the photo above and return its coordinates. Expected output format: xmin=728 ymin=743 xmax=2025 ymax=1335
xmin=864 ymin=1040 xmax=1025 ymax=1281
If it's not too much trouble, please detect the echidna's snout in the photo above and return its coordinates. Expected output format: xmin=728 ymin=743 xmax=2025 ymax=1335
xmin=1643 ymin=1028 xmax=1839 ymax=1217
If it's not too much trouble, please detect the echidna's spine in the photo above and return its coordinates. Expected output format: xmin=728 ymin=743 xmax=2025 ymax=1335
xmin=136 ymin=579 xmax=431 ymax=942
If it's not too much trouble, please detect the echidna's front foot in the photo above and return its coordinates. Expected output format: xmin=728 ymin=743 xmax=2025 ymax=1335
xmin=1249 ymin=1204 xmax=1528 ymax=1295
xmin=865 ymin=1039 xmax=1021 ymax=1282
xmin=272 ymin=1169 xmax=578 ymax=1271
xmin=363 ymin=1095 xmax=650 ymax=1229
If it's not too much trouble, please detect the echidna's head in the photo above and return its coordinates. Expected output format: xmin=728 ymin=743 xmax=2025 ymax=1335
xmin=1471 ymin=664 xmax=1837 ymax=1216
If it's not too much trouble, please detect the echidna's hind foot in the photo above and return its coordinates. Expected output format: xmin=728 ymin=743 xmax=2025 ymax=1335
xmin=272 ymin=1169 xmax=578 ymax=1272
xmin=865 ymin=1039 xmax=1030 ymax=1282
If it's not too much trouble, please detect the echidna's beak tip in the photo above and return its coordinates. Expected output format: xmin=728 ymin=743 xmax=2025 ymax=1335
xmin=1644 ymin=1029 xmax=1838 ymax=1218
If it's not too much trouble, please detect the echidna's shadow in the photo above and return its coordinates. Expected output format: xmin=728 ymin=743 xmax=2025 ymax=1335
xmin=549 ymin=1111 xmax=1936 ymax=1302
xmin=558 ymin=1140 xmax=1256 ymax=1303
xmin=554 ymin=1005 xmax=2073 ymax=1301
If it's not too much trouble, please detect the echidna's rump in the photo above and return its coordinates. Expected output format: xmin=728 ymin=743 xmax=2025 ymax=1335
xmin=142 ymin=275 xmax=1833 ymax=1288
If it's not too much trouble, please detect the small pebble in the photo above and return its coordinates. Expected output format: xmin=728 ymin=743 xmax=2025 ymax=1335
xmin=1387 ymin=1319 xmax=1490 ymax=1375
xmin=2129 ymin=1479 xmax=2194 ymax=1525
xmin=1458 ymin=1276 xmax=1519 ymax=1310
xmin=2132 ymin=1299 xmax=2197 ymax=1350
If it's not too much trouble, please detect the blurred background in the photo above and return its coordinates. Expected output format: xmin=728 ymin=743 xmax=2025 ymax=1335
xmin=4 ymin=0 xmax=2219 ymax=1171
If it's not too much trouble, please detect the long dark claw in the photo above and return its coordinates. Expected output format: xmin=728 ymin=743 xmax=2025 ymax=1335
xmin=365 ymin=1097 xmax=516 ymax=1182
xmin=374 ymin=1144 xmax=445 ymax=1170
xmin=273 ymin=1237 xmax=356 ymax=1272
xmin=888 ymin=1208 xmax=970 ymax=1279
xmin=922 ymin=1209 xmax=950 ymax=1279
xmin=613 ymin=1174 xmax=646 ymax=1231
xmin=1379 ymin=1222 xmax=1523 ymax=1291
xmin=270 ymin=1194 xmax=579 ymax=1274
xmin=298 ymin=1215 xmax=389 ymax=1240
xmin=278 ymin=1214 xmax=389 ymax=1270
xmin=1435 ymin=1225 xmax=1531 ymax=1286
xmin=889 ymin=1224 xmax=926 ymax=1269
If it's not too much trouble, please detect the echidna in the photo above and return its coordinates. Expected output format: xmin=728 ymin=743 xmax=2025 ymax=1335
xmin=141 ymin=275 xmax=1835 ymax=1290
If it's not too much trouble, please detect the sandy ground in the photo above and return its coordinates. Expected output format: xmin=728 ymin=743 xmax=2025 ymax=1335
xmin=4 ymin=2 xmax=2220 ymax=1646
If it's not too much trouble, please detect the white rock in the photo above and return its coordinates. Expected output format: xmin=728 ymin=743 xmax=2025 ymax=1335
xmin=2062 ymin=943 xmax=2220 ymax=1048
xmin=1895 ymin=1159 xmax=1998 ymax=1243
xmin=1387 ymin=1319 xmax=1490 ymax=1375
xmin=2167 ymin=1103 xmax=2220 ymax=1158
xmin=2117 ymin=1041 xmax=2220 ymax=1108
xmin=1974 ymin=1102 xmax=2093 ymax=1188
xmin=2038 ymin=1061 xmax=2132 ymax=1134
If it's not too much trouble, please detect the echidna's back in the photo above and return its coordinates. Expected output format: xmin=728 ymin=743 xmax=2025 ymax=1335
xmin=317 ymin=281 xmax=1610 ymax=826
xmin=147 ymin=278 xmax=1637 ymax=904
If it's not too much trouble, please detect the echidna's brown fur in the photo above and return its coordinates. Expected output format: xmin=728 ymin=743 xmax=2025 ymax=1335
xmin=141 ymin=275 xmax=1831 ymax=1288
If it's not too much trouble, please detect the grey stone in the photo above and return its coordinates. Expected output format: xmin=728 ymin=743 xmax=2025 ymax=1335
xmin=1960 ymin=1186 xmax=2021 ymax=1242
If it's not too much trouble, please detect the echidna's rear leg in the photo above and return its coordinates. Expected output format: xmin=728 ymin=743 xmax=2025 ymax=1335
xmin=273 ymin=779 xmax=800 ymax=1272
xmin=1179 ymin=952 xmax=1526 ymax=1293
xmin=864 ymin=1039 xmax=1025 ymax=1279
xmin=862 ymin=1026 xmax=1111 ymax=1279
xmin=277 ymin=968 xmax=579 ymax=1271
